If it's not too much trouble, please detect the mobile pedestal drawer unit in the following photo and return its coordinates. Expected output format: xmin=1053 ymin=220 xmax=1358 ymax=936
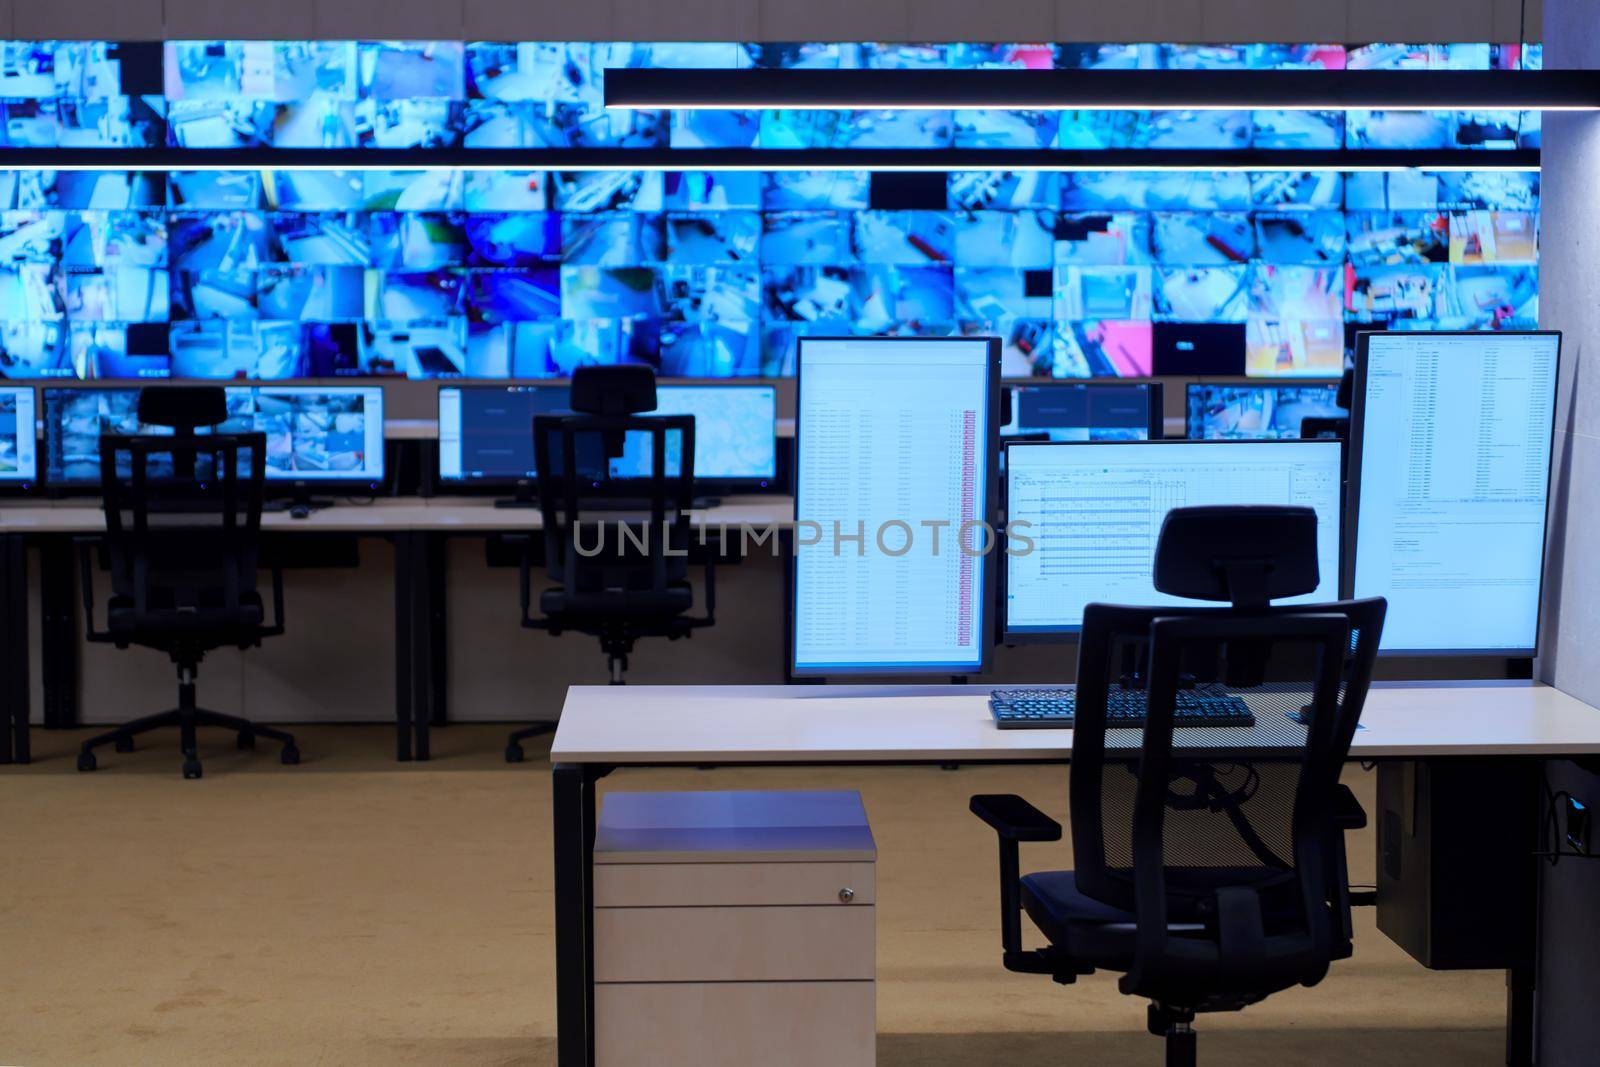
xmin=592 ymin=789 xmax=877 ymax=1067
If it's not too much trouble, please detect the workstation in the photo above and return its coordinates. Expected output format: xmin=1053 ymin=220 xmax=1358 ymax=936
xmin=6 ymin=8 xmax=1600 ymax=1067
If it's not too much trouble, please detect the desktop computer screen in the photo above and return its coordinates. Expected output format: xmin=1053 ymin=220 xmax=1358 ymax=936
xmin=437 ymin=383 xmax=778 ymax=485
xmin=1186 ymin=382 xmax=1345 ymax=440
xmin=1002 ymin=382 xmax=1161 ymax=441
xmin=1004 ymin=439 xmax=1342 ymax=638
xmin=42 ymin=385 xmax=385 ymax=488
xmin=792 ymin=336 xmax=999 ymax=675
xmin=0 ymin=386 xmax=37 ymax=485
xmin=1347 ymin=330 xmax=1559 ymax=655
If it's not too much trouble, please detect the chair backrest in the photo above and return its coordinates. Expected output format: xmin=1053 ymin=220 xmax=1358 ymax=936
xmin=1068 ymin=505 xmax=1386 ymax=1008
xmin=99 ymin=430 xmax=266 ymax=624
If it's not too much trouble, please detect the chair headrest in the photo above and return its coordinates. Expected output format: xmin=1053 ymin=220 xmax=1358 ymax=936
xmin=569 ymin=365 xmax=657 ymax=416
xmin=1336 ymin=367 xmax=1354 ymax=411
xmin=1154 ymin=505 xmax=1321 ymax=609
xmin=137 ymin=386 xmax=227 ymax=432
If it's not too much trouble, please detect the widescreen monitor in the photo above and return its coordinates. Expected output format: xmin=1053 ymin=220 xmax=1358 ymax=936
xmin=1003 ymin=439 xmax=1342 ymax=639
xmin=0 ymin=386 xmax=38 ymax=487
xmin=792 ymin=336 xmax=999 ymax=675
xmin=1186 ymin=382 xmax=1345 ymax=440
xmin=1346 ymin=330 xmax=1559 ymax=655
xmin=42 ymin=385 xmax=385 ymax=490
xmin=437 ymin=382 xmax=778 ymax=489
xmin=1002 ymin=381 xmax=1162 ymax=441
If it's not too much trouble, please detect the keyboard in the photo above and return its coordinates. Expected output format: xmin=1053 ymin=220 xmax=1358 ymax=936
xmin=989 ymin=685 xmax=1256 ymax=730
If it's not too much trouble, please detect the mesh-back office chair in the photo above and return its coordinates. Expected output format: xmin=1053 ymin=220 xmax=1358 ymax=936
xmin=504 ymin=366 xmax=715 ymax=763
xmin=1300 ymin=368 xmax=1353 ymax=441
xmin=75 ymin=386 xmax=298 ymax=780
xmin=971 ymin=506 xmax=1385 ymax=1066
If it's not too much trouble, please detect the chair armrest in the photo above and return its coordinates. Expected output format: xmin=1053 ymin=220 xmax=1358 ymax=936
xmin=74 ymin=536 xmax=110 ymax=642
xmin=970 ymin=794 xmax=1063 ymax=842
xmin=1333 ymin=784 xmax=1367 ymax=831
xmin=701 ymin=528 xmax=717 ymax=622
xmin=264 ymin=563 xmax=286 ymax=635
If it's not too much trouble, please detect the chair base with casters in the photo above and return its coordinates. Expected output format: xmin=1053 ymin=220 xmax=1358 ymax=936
xmin=77 ymin=661 xmax=299 ymax=780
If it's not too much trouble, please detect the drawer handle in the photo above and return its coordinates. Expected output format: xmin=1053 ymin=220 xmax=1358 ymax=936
xmin=838 ymin=887 xmax=855 ymax=903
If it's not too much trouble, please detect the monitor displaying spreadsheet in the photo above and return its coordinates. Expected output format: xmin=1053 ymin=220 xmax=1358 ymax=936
xmin=792 ymin=337 xmax=999 ymax=674
xmin=1003 ymin=439 xmax=1342 ymax=638
xmin=0 ymin=386 xmax=37 ymax=486
xmin=1347 ymin=331 xmax=1559 ymax=655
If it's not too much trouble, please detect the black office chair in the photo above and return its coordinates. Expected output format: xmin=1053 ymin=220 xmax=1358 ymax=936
xmin=75 ymin=386 xmax=298 ymax=780
xmin=505 ymin=366 xmax=716 ymax=762
xmin=1300 ymin=368 xmax=1353 ymax=440
xmin=971 ymin=505 xmax=1385 ymax=1065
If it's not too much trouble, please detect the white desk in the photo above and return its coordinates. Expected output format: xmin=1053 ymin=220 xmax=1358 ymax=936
xmin=547 ymin=681 xmax=1600 ymax=1067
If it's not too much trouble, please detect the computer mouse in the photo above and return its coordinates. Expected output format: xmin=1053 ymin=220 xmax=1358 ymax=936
xmin=289 ymin=504 xmax=312 ymax=520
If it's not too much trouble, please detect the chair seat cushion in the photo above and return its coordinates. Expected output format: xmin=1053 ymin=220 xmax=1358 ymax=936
xmin=108 ymin=591 xmax=265 ymax=633
xmin=540 ymin=583 xmax=693 ymax=619
xmin=1020 ymin=869 xmax=1142 ymax=967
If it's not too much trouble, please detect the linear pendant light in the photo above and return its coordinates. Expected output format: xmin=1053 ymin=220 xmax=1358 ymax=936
xmin=605 ymin=68 xmax=1600 ymax=112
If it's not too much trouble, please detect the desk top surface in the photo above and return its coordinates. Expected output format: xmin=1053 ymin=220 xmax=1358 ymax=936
xmin=0 ymin=496 xmax=796 ymax=534
xmin=551 ymin=681 xmax=1600 ymax=763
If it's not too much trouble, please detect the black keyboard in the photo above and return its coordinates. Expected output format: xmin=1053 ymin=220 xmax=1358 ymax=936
xmin=989 ymin=685 xmax=1256 ymax=730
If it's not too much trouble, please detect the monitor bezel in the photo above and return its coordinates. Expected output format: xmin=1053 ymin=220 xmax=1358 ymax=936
xmin=433 ymin=379 xmax=785 ymax=497
xmin=39 ymin=382 xmax=388 ymax=497
xmin=1343 ymin=329 xmax=1562 ymax=658
xmin=790 ymin=335 xmax=1002 ymax=677
xmin=1183 ymin=378 xmax=1345 ymax=440
xmin=999 ymin=436 xmax=1348 ymax=645
xmin=0 ymin=385 xmax=40 ymax=495
xmin=1003 ymin=378 xmax=1166 ymax=442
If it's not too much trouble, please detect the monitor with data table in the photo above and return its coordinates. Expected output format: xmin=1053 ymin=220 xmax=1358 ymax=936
xmin=1003 ymin=439 xmax=1343 ymax=640
xmin=1346 ymin=330 xmax=1559 ymax=656
xmin=0 ymin=386 xmax=37 ymax=489
xmin=437 ymin=382 xmax=779 ymax=491
xmin=1186 ymin=382 xmax=1345 ymax=440
xmin=793 ymin=336 xmax=999 ymax=675
xmin=42 ymin=385 xmax=385 ymax=491
xmin=1003 ymin=382 xmax=1162 ymax=441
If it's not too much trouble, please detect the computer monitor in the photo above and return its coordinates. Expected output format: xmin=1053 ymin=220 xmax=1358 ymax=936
xmin=1186 ymin=382 xmax=1345 ymax=440
xmin=42 ymin=385 xmax=385 ymax=492
xmin=0 ymin=386 xmax=38 ymax=489
xmin=1346 ymin=330 xmax=1559 ymax=656
xmin=792 ymin=336 xmax=999 ymax=675
xmin=437 ymin=382 xmax=779 ymax=492
xmin=1002 ymin=381 xmax=1162 ymax=441
xmin=1003 ymin=439 xmax=1343 ymax=640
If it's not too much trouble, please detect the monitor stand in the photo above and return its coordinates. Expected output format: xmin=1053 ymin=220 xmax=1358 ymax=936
xmin=264 ymin=484 xmax=337 ymax=517
xmin=492 ymin=494 xmax=722 ymax=511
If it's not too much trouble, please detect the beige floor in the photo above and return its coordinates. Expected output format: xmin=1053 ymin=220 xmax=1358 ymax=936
xmin=2 ymin=725 xmax=1506 ymax=1066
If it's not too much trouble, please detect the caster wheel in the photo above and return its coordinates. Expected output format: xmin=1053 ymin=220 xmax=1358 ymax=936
xmin=77 ymin=751 xmax=97 ymax=772
xmin=182 ymin=759 xmax=203 ymax=780
xmin=236 ymin=732 xmax=256 ymax=750
xmin=114 ymin=735 xmax=134 ymax=753
xmin=280 ymin=744 xmax=300 ymax=766
xmin=505 ymin=743 xmax=525 ymax=764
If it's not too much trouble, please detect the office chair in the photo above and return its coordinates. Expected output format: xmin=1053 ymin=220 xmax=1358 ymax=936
xmin=505 ymin=366 xmax=716 ymax=762
xmin=75 ymin=386 xmax=298 ymax=780
xmin=971 ymin=505 xmax=1385 ymax=1065
xmin=1300 ymin=368 xmax=1353 ymax=440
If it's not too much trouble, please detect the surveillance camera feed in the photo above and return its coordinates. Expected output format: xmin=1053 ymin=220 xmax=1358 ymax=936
xmin=0 ymin=385 xmax=37 ymax=482
xmin=41 ymin=385 xmax=384 ymax=486
xmin=0 ymin=39 xmax=1543 ymax=382
xmin=1186 ymin=382 xmax=1346 ymax=439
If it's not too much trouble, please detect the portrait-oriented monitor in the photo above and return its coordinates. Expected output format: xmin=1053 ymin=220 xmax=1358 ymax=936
xmin=1347 ymin=330 xmax=1559 ymax=655
xmin=1003 ymin=439 xmax=1342 ymax=640
xmin=792 ymin=336 xmax=999 ymax=675
xmin=42 ymin=385 xmax=385 ymax=490
xmin=437 ymin=382 xmax=778 ymax=488
xmin=1003 ymin=381 xmax=1162 ymax=441
xmin=1186 ymin=382 xmax=1345 ymax=440
xmin=0 ymin=386 xmax=38 ymax=487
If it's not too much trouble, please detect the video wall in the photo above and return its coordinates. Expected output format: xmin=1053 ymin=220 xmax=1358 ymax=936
xmin=0 ymin=41 xmax=1543 ymax=381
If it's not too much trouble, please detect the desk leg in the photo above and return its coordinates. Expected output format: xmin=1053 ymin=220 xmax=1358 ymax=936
xmin=427 ymin=533 xmax=448 ymax=729
xmin=1507 ymin=962 xmax=1535 ymax=1066
xmin=38 ymin=537 xmax=76 ymax=730
xmin=410 ymin=532 xmax=431 ymax=763
xmin=554 ymin=762 xmax=604 ymax=1067
xmin=0 ymin=534 xmax=27 ymax=764
xmin=393 ymin=533 xmax=413 ymax=762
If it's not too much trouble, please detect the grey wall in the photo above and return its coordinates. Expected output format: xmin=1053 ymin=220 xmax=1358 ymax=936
xmin=0 ymin=0 xmax=1543 ymax=42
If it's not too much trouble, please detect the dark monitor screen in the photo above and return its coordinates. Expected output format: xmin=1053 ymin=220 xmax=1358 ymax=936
xmin=1186 ymin=382 xmax=1345 ymax=439
xmin=1002 ymin=381 xmax=1161 ymax=441
xmin=437 ymin=382 xmax=778 ymax=486
xmin=42 ymin=385 xmax=385 ymax=488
